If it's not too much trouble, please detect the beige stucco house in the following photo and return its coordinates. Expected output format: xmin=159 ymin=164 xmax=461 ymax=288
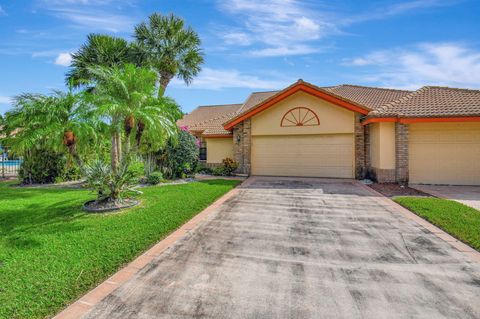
xmin=178 ymin=80 xmax=480 ymax=186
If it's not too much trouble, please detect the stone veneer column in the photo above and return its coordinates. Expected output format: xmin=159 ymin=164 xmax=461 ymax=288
xmin=232 ymin=119 xmax=251 ymax=175
xmin=364 ymin=124 xmax=372 ymax=178
xmin=232 ymin=122 xmax=244 ymax=173
xmin=395 ymin=122 xmax=409 ymax=184
xmin=354 ymin=114 xmax=366 ymax=179
xmin=242 ymin=119 xmax=252 ymax=175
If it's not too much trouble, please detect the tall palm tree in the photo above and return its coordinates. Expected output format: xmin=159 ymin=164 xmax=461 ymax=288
xmin=134 ymin=13 xmax=204 ymax=97
xmin=87 ymin=64 xmax=179 ymax=178
xmin=2 ymin=90 xmax=98 ymax=171
xmin=66 ymin=34 xmax=138 ymax=88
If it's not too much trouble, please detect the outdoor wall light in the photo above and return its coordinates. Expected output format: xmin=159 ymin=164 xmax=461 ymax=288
xmin=236 ymin=134 xmax=241 ymax=144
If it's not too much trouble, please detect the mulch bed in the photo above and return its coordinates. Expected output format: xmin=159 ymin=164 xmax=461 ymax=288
xmin=83 ymin=198 xmax=140 ymax=213
xmin=369 ymin=183 xmax=432 ymax=198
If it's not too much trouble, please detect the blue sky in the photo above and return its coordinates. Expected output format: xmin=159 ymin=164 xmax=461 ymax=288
xmin=1 ymin=0 xmax=479 ymax=115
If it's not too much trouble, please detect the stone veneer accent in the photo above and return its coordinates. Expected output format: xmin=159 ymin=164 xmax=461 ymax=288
xmin=371 ymin=167 xmax=397 ymax=183
xmin=354 ymin=114 xmax=366 ymax=179
xmin=232 ymin=119 xmax=251 ymax=174
xmin=364 ymin=124 xmax=371 ymax=170
xmin=395 ymin=122 xmax=409 ymax=184
xmin=199 ymin=161 xmax=222 ymax=169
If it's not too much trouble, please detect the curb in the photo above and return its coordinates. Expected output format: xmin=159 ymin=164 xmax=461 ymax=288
xmin=354 ymin=181 xmax=480 ymax=263
xmin=53 ymin=178 xmax=249 ymax=319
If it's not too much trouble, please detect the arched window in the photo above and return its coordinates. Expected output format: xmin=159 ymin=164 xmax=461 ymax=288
xmin=280 ymin=107 xmax=320 ymax=127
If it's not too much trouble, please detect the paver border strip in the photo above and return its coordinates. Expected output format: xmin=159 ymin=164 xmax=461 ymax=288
xmin=53 ymin=178 xmax=252 ymax=319
xmin=354 ymin=181 xmax=480 ymax=263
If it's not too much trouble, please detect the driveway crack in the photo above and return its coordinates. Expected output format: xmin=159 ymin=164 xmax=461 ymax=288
xmin=400 ymin=232 xmax=418 ymax=264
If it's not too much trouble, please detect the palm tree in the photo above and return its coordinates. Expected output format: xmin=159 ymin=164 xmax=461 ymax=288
xmin=134 ymin=13 xmax=204 ymax=97
xmin=87 ymin=64 xmax=179 ymax=201
xmin=66 ymin=34 xmax=138 ymax=88
xmin=3 ymin=90 xmax=98 ymax=171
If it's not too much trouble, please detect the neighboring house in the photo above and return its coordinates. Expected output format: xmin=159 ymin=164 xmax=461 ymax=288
xmin=179 ymin=80 xmax=480 ymax=186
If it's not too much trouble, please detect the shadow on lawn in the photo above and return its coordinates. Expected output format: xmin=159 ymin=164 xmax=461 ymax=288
xmin=0 ymin=185 xmax=95 ymax=244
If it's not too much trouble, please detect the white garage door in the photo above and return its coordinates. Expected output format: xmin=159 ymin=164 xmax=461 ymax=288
xmin=251 ymin=134 xmax=354 ymax=178
xmin=409 ymin=123 xmax=480 ymax=185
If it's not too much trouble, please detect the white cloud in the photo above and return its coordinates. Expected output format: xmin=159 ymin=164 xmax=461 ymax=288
xmin=49 ymin=8 xmax=134 ymax=32
xmin=341 ymin=0 xmax=461 ymax=24
xmin=222 ymin=32 xmax=252 ymax=46
xmin=0 ymin=5 xmax=6 ymax=16
xmin=54 ymin=52 xmax=73 ymax=66
xmin=0 ymin=96 xmax=12 ymax=104
xmin=216 ymin=0 xmax=462 ymax=57
xmin=345 ymin=43 xmax=480 ymax=89
xmin=217 ymin=0 xmax=334 ymax=57
xmin=41 ymin=0 xmax=121 ymax=5
xmin=250 ymin=45 xmax=320 ymax=57
xmin=38 ymin=0 xmax=136 ymax=33
xmin=172 ymin=68 xmax=288 ymax=90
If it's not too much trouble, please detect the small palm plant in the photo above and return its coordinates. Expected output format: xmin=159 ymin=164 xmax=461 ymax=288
xmin=3 ymin=90 xmax=98 ymax=172
xmin=86 ymin=63 xmax=179 ymax=204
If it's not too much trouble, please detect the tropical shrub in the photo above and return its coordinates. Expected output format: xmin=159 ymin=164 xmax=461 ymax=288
xmin=157 ymin=129 xmax=199 ymax=179
xmin=19 ymin=148 xmax=66 ymax=184
xmin=211 ymin=158 xmax=239 ymax=176
xmin=84 ymin=160 xmax=138 ymax=202
xmin=146 ymin=171 xmax=163 ymax=185
xmin=196 ymin=164 xmax=212 ymax=175
xmin=57 ymin=164 xmax=83 ymax=183
xmin=221 ymin=158 xmax=239 ymax=175
xmin=211 ymin=166 xmax=226 ymax=176
xmin=128 ymin=160 xmax=145 ymax=181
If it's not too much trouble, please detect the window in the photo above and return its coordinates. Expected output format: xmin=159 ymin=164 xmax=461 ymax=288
xmin=199 ymin=138 xmax=207 ymax=161
xmin=280 ymin=107 xmax=320 ymax=127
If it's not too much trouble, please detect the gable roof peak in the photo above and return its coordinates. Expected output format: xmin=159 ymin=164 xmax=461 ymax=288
xmin=223 ymin=79 xmax=372 ymax=130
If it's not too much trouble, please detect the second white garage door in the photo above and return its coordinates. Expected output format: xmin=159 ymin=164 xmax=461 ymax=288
xmin=409 ymin=123 xmax=480 ymax=185
xmin=251 ymin=134 xmax=354 ymax=178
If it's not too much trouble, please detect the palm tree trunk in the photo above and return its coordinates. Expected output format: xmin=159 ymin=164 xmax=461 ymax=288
xmin=63 ymin=131 xmax=84 ymax=173
xmin=116 ymin=131 xmax=122 ymax=167
xmin=111 ymin=133 xmax=118 ymax=174
xmin=158 ymin=72 xmax=173 ymax=98
xmin=67 ymin=144 xmax=84 ymax=173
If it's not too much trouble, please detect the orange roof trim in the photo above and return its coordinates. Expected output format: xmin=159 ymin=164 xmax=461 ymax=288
xmin=224 ymin=81 xmax=371 ymax=130
xmin=362 ymin=116 xmax=480 ymax=125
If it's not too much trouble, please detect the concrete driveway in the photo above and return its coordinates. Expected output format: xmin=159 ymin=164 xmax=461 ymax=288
xmin=411 ymin=184 xmax=480 ymax=210
xmin=84 ymin=177 xmax=480 ymax=319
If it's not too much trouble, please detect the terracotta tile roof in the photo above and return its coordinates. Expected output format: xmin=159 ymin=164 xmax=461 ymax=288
xmin=324 ymin=85 xmax=412 ymax=110
xmin=238 ymin=91 xmax=279 ymax=113
xmin=180 ymin=83 xmax=480 ymax=136
xmin=369 ymin=86 xmax=480 ymax=118
xmin=177 ymin=104 xmax=242 ymax=128
xmin=186 ymin=107 xmax=241 ymax=136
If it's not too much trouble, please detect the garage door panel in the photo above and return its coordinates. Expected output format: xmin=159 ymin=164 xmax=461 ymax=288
xmin=252 ymin=134 xmax=354 ymax=178
xmin=409 ymin=123 xmax=480 ymax=185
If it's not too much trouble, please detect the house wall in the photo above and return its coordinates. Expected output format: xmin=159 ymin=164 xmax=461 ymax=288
xmin=251 ymin=91 xmax=355 ymax=136
xmin=369 ymin=122 xmax=396 ymax=182
xmin=206 ymin=137 xmax=234 ymax=164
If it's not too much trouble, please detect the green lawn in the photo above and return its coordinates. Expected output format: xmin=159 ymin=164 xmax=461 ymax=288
xmin=394 ymin=196 xmax=480 ymax=251
xmin=0 ymin=179 xmax=240 ymax=319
